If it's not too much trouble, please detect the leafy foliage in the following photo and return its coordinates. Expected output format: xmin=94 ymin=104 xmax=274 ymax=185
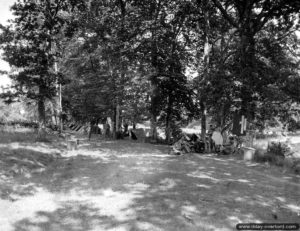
xmin=1 ymin=0 xmax=300 ymax=139
xmin=0 ymin=0 xmax=85 ymax=125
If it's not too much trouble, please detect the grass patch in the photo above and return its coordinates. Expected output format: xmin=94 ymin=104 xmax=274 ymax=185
xmin=0 ymin=126 xmax=59 ymax=143
xmin=0 ymin=129 xmax=62 ymax=179
xmin=0 ymin=131 xmax=37 ymax=143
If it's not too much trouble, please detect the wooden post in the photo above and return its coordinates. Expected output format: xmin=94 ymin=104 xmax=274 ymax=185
xmin=65 ymin=133 xmax=71 ymax=142
xmin=67 ymin=140 xmax=77 ymax=150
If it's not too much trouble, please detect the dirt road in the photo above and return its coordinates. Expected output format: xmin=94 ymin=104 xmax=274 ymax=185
xmin=0 ymin=138 xmax=299 ymax=231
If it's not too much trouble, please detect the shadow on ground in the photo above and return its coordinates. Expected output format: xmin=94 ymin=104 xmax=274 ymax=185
xmin=0 ymin=138 xmax=299 ymax=231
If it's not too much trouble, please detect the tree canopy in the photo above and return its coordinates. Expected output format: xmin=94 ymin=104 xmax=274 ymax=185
xmin=0 ymin=0 xmax=299 ymax=140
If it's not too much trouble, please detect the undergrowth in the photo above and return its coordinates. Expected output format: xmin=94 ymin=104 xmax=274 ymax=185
xmin=254 ymin=141 xmax=300 ymax=174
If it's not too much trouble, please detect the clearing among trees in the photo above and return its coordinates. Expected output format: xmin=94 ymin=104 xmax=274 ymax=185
xmin=0 ymin=129 xmax=300 ymax=231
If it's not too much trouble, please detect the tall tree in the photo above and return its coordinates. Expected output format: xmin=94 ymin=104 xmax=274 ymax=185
xmin=62 ymin=0 xmax=195 ymax=141
xmin=211 ymin=0 xmax=300 ymax=118
xmin=0 ymin=0 xmax=85 ymax=134
xmin=61 ymin=0 xmax=144 ymax=136
xmin=131 ymin=0 xmax=195 ymax=142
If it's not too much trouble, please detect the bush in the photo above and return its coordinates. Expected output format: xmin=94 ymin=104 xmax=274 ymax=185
xmin=267 ymin=142 xmax=290 ymax=158
xmin=283 ymin=158 xmax=300 ymax=175
xmin=254 ymin=142 xmax=300 ymax=174
xmin=287 ymin=118 xmax=300 ymax=132
xmin=35 ymin=129 xmax=51 ymax=143
xmin=254 ymin=142 xmax=290 ymax=164
xmin=294 ymin=163 xmax=300 ymax=174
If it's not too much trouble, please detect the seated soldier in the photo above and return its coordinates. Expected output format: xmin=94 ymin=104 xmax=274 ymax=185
xmin=194 ymin=140 xmax=205 ymax=153
xmin=123 ymin=122 xmax=129 ymax=137
xmin=130 ymin=130 xmax=137 ymax=140
xmin=170 ymin=136 xmax=191 ymax=155
xmin=222 ymin=136 xmax=236 ymax=155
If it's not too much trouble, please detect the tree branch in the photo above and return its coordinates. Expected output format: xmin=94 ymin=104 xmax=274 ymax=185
xmin=211 ymin=0 xmax=239 ymax=28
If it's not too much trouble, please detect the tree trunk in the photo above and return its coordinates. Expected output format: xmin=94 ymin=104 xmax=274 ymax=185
xmin=38 ymin=99 xmax=46 ymax=127
xmin=116 ymin=104 xmax=120 ymax=133
xmin=111 ymin=103 xmax=121 ymax=139
xmin=150 ymin=87 xmax=158 ymax=142
xmin=150 ymin=113 xmax=157 ymax=140
xmin=150 ymin=82 xmax=158 ymax=141
xmin=200 ymin=101 xmax=206 ymax=140
xmin=200 ymin=0 xmax=211 ymax=152
xmin=113 ymin=104 xmax=121 ymax=139
xmin=200 ymin=101 xmax=208 ymax=151
xmin=133 ymin=121 xmax=136 ymax=130
xmin=239 ymin=29 xmax=256 ymax=118
xmin=220 ymin=103 xmax=225 ymax=128
xmin=58 ymin=83 xmax=63 ymax=133
xmin=149 ymin=4 xmax=161 ymax=142
xmin=112 ymin=108 xmax=117 ymax=139
xmin=37 ymin=98 xmax=46 ymax=140
xmin=88 ymin=120 xmax=93 ymax=140
xmin=165 ymin=96 xmax=173 ymax=144
xmin=49 ymin=100 xmax=57 ymax=127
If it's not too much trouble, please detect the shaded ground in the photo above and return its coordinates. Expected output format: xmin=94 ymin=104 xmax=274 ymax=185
xmin=0 ymin=134 xmax=300 ymax=231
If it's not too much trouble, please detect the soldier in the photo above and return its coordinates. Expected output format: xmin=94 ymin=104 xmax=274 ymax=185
xmin=207 ymin=125 xmax=214 ymax=152
xmin=88 ymin=119 xmax=95 ymax=140
xmin=105 ymin=122 xmax=111 ymax=138
xmin=212 ymin=127 xmax=223 ymax=153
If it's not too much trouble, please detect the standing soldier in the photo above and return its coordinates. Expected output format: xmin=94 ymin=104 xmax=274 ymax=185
xmin=212 ymin=127 xmax=223 ymax=153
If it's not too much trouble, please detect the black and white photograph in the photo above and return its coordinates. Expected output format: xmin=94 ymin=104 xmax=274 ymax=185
xmin=0 ymin=0 xmax=299 ymax=230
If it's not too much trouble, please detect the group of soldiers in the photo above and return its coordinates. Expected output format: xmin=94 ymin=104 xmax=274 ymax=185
xmin=88 ymin=120 xmax=140 ymax=140
xmin=85 ymin=118 xmax=239 ymax=155
xmin=170 ymin=127 xmax=238 ymax=155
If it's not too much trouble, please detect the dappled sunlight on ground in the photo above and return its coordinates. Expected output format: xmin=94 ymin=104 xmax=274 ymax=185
xmin=187 ymin=171 xmax=221 ymax=183
xmin=285 ymin=204 xmax=300 ymax=214
xmin=0 ymin=188 xmax=58 ymax=231
xmin=2 ymin=186 xmax=146 ymax=231
xmin=0 ymin=134 xmax=300 ymax=230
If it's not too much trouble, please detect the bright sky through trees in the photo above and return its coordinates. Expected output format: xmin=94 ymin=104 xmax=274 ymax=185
xmin=0 ymin=0 xmax=15 ymax=88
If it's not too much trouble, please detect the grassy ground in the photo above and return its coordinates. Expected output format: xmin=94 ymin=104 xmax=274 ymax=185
xmin=0 ymin=131 xmax=300 ymax=231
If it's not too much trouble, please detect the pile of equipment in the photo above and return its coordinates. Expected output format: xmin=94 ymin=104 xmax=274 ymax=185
xmin=170 ymin=133 xmax=206 ymax=155
xmin=170 ymin=133 xmax=238 ymax=155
